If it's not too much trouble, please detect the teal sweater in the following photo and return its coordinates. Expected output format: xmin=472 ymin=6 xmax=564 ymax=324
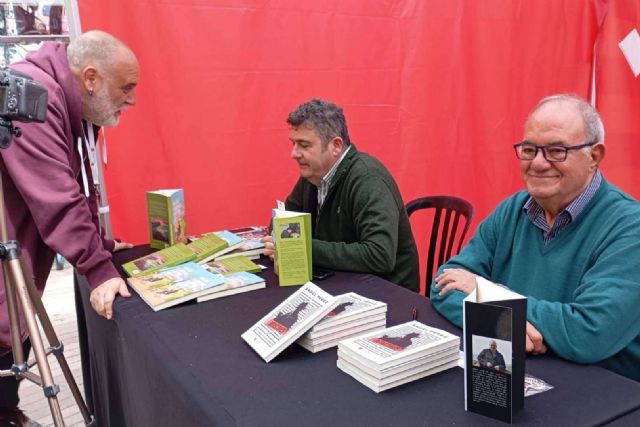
xmin=286 ymin=145 xmax=419 ymax=292
xmin=431 ymin=180 xmax=640 ymax=381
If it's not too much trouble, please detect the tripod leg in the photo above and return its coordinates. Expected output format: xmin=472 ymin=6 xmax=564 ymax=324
xmin=22 ymin=259 xmax=96 ymax=426
xmin=2 ymin=265 xmax=25 ymax=366
xmin=4 ymin=258 xmax=64 ymax=427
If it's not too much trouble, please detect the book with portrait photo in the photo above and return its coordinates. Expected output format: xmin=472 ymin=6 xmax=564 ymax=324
xmin=463 ymin=277 xmax=527 ymax=423
xmin=241 ymin=282 xmax=338 ymax=362
xmin=272 ymin=206 xmax=312 ymax=286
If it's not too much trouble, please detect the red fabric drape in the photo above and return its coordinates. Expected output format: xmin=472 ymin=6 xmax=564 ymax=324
xmin=596 ymin=0 xmax=640 ymax=190
xmin=77 ymin=1 xmax=637 ymax=293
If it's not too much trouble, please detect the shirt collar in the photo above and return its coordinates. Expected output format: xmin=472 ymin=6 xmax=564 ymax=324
xmin=524 ymin=170 xmax=602 ymax=221
xmin=321 ymin=144 xmax=351 ymax=188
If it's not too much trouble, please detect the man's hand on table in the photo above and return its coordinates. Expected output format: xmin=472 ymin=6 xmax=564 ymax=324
xmin=90 ymin=277 xmax=131 ymax=320
xmin=434 ymin=268 xmax=477 ymax=296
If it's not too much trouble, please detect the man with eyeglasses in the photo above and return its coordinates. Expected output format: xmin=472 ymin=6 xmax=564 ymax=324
xmin=430 ymin=94 xmax=640 ymax=381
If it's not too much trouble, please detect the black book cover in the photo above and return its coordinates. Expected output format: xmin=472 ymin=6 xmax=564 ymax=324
xmin=463 ymin=278 xmax=527 ymax=423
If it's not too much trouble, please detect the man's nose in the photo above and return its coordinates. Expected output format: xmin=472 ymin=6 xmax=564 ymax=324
xmin=530 ymin=148 xmax=550 ymax=168
xmin=126 ymin=89 xmax=137 ymax=106
xmin=291 ymin=145 xmax=300 ymax=159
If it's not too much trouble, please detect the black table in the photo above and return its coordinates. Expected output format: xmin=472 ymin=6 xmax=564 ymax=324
xmin=75 ymin=246 xmax=640 ymax=427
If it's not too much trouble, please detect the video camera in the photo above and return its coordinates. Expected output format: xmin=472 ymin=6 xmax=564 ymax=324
xmin=1 ymin=66 xmax=48 ymax=148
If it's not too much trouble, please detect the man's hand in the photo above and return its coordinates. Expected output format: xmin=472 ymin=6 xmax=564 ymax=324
xmin=261 ymin=235 xmax=274 ymax=259
xmin=526 ymin=321 xmax=547 ymax=355
xmin=433 ymin=268 xmax=477 ymax=296
xmin=113 ymin=241 xmax=134 ymax=252
xmin=89 ymin=277 xmax=131 ymax=320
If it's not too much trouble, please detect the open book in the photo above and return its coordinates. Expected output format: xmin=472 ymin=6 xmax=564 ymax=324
xmin=241 ymin=282 xmax=338 ymax=362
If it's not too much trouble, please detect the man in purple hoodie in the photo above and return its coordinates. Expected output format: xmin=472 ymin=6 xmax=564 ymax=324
xmin=0 ymin=30 xmax=139 ymax=424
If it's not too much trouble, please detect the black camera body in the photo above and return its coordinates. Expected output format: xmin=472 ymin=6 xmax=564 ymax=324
xmin=1 ymin=67 xmax=48 ymax=122
xmin=1 ymin=66 xmax=48 ymax=148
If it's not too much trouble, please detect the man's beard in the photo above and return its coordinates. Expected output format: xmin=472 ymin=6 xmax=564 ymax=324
xmin=84 ymin=89 xmax=122 ymax=127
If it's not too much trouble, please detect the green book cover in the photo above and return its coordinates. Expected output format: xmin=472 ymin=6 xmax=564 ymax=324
xmin=187 ymin=233 xmax=228 ymax=262
xmin=272 ymin=208 xmax=312 ymax=286
xmin=204 ymin=255 xmax=262 ymax=275
xmin=127 ymin=262 xmax=225 ymax=311
xmin=147 ymin=189 xmax=186 ymax=250
xmin=122 ymin=243 xmax=196 ymax=277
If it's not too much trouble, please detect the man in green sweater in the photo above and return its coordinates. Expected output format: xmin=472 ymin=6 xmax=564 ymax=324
xmin=264 ymin=99 xmax=419 ymax=291
xmin=431 ymin=94 xmax=640 ymax=381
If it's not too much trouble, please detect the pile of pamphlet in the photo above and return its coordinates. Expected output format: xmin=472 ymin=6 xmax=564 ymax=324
xmin=297 ymin=293 xmax=387 ymax=353
xmin=337 ymin=321 xmax=460 ymax=393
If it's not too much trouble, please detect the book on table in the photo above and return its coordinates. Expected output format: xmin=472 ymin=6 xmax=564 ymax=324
xmin=297 ymin=293 xmax=388 ymax=353
xmin=187 ymin=230 xmax=245 ymax=264
xmin=272 ymin=205 xmax=312 ymax=286
xmin=337 ymin=321 xmax=460 ymax=393
xmin=196 ymin=271 xmax=266 ymax=303
xmin=241 ymin=282 xmax=339 ymax=362
xmin=298 ymin=319 xmax=387 ymax=353
xmin=463 ymin=276 xmax=527 ymax=424
xmin=127 ymin=262 xmax=225 ymax=311
xmin=214 ymin=226 xmax=269 ymax=260
xmin=147 ymin=188 xmax=187 ymax=249
xmin=122 ymin=243 xmax=196 ymax=277
xmin=202 ymin=255 xmax=262 ymax=275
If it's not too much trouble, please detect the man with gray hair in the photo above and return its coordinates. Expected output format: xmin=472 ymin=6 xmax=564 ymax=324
xmin=1 ymin=30 xmax=138 ymax=423
xmin=431 ymin=94 xmax=640 ymax=381
xmin=264 ymin=98 xmax=419 ymax=291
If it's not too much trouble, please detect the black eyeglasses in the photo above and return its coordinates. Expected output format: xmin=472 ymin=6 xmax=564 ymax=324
xmin=513 ymin=141 xmax=597 ymax=162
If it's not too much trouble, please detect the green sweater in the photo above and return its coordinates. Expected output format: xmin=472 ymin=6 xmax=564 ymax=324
xmin=431 ymin=179 xmax=640 ymax=381
xmin=286 ymin=144 xmax=419 ymax=292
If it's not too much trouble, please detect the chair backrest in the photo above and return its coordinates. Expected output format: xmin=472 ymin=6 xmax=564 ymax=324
xmin=406 ymin=195 xmax=474 ymax=295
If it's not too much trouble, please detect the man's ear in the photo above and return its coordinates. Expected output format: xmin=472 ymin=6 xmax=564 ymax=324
xmin=329 ymin=136 xmax=345 ymax=157
xmin=590 ymin=142 xmax=606 ymax=171
xmin=81 ymin=66 xmax=101 ymax=94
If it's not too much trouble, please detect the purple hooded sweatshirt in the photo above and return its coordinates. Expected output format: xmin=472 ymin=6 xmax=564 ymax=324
xmin=0 ymin=42 xmax=119 ymax=353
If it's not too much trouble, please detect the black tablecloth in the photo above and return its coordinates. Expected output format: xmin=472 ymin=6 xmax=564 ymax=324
xmin=75 ymin=246 xmax=640 ymax=427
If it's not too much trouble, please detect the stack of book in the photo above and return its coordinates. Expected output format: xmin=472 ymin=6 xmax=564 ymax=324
xmin=242 ymin=282 xmax=339 ymax=362
xmin=337 ymin=321 xmax=460 ymax=393
xmin=215 ymin=226 xmax=269 ymax=260
xmin=296 ymin=293 xmax=387 ymax=353
xmin=197 ymin=255 xmax=266 ymax=302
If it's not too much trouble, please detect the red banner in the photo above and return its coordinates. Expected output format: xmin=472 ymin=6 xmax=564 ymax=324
xmin=77 ymin=1 xmax=636 ymax=292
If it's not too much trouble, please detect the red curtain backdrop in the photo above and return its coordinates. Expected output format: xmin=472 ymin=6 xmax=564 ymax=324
xmin=76 ymin=0 xmax=638 ymax=292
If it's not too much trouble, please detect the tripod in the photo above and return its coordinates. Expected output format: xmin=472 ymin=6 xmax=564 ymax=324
xmin=0 ymin=141 xmax=95 ymax=425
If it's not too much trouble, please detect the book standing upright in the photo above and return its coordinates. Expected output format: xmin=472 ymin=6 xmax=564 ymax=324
xmin=463 ymin=277 xmax=527 ymax=424
xmin=147 ymin=189 xmax=186 ymax=249
xmin=272 ymin=206 xmax=312 ymax=286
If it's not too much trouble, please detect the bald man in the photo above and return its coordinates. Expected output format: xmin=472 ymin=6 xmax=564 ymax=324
xmin=1 ymin=31 xmax=139 ymax=422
